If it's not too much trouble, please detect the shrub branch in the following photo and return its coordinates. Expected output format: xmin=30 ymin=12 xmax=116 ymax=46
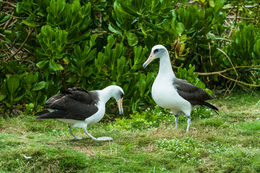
xmin=197 ymin=65 xmax=260 ymax=87
xmin=216 ymin=48 xmax=238 ymax=77
xmin=8 ymin=28 xmax=32 ymax=60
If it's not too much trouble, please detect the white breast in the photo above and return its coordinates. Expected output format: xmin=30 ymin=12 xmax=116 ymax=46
xmin=59 ymin=119 xmax=86 ymax=128
xmin=152 ymin=76 xmax=191 ymax=113
xmin=84 ymin=101 xmax=106 ymax=126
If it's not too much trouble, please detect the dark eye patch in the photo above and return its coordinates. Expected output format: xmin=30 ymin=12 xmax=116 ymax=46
xmin=154 ymin=49 xmax=159 ymax=53
xmin=121 ymin=93 xmax=124 ymax=98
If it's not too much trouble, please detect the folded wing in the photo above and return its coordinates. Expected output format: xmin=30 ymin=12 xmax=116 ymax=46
xmin=36 ymin=87 xmax=99 ymax=120
xmin=173 ymin=78 xmax=218 ymax=111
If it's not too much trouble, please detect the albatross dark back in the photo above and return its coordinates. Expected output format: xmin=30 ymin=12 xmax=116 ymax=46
xmin=35 ymin=88 xmax=100 ymax=120
xmin=173 ymin=78 xmax=218 ymax=111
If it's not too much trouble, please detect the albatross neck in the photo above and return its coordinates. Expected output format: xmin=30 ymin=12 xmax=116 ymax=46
xmin=98 ymin=86 xmax=115 ymax=103
xmin=158 ymin=52 xmax=175 ymax=78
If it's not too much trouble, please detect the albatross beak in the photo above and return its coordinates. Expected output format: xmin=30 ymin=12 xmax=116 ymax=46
xmin=117 ymin=98 xmax=123 ymax=114
xmin=143 ymin=53 xmax=155 ymax=68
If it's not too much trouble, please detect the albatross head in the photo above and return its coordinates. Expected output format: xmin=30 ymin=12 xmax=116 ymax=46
xmin=143 ymin=45 xmax=168 ymax=68
xmin=105 ymin=85 xmax=124 ymax=114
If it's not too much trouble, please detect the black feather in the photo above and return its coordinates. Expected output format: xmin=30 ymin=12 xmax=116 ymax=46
xmin=35 ymin=87 xmax=99 ymax=120
xmin=36 ymin=110 xmax=67 ymax=119
xmin=34 ymin=110 xmax=50 ymax=116
xmin=173 ymin=78 xmax=218 ymax=112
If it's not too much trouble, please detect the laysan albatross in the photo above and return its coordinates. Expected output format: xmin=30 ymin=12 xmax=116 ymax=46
xmin=35 ymin=85 xmax=124 ymax=141
xmin=143 ymin=45 xmax=218 ymax=132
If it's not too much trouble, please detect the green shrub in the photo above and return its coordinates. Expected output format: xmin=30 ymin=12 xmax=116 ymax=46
xmin=1 ymin=0 xmax=259 ymax=116
xmin=226 ymin=23 xmax=260 ymax=85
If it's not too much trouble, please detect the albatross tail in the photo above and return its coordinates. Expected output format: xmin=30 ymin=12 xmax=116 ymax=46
xmin=35 ymin=110 xmax=66 ymax=119
xmin=34 ymin=110 xmax=50 ymax=116
xmin=203 ymin=102 xmax=219 ymax=114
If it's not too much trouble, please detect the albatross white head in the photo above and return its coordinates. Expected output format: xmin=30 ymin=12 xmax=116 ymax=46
xmin=143 ymin=45 xmax=168 ymax=68
xmin=101 ymin=85 xmax=124 ymax=114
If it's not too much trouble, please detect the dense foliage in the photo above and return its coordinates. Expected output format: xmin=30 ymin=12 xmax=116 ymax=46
xmin=0 ymin=0 xmax=259 ymax=116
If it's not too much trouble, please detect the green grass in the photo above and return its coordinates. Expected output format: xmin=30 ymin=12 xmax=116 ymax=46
xmin=0 ymin=91 xmax=260 ymax=172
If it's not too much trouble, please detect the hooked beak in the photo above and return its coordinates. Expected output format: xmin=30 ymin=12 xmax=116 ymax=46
xmin=143 ymin=53 xmax=155 ymax=68
xmin=117 ymin=98 xmax=123 ymax=114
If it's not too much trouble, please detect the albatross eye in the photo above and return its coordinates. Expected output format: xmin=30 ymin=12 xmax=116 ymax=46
xmin=154 ymin=49 xmax=159 ymax=54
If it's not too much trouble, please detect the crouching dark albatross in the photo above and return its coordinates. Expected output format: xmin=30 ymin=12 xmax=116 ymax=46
xmin=143 ymin=45 xmax=218 ymax=132
xmin=35 ymin=85 xmax=124 ymax=141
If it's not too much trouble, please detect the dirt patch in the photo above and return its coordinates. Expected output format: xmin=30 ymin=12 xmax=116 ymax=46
xmin=231 ymin=109 xmax=260 ymax=115
xmin=73 ymin=146 xmax=97 ymax=156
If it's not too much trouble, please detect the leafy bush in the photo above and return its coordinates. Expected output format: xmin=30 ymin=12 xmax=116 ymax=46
xmin=226 ymin=23 xmax=260 ymax=85
xmin=0 ymin=0 xmax=259 ymax=116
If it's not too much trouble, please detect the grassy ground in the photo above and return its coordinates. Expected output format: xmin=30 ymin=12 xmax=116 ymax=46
xmin=0 ymin=92 xmax=259 ymax=172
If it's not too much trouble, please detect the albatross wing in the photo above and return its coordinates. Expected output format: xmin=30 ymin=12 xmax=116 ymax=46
xmin=173 ymin=78 xmax=218 ymax=111
xmin=36 ymin=87 xmax=99 ymax=120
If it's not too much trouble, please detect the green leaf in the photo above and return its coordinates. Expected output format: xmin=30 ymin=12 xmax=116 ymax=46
xmin=0 ymin=94 xmax=6 ymax=101
xmin=133 ymin=46 xmax=142 ymax=66
xmin=22 ymin=19 xmax=40 ymax=27
xmin=171 ymin=10 xmax=177 ymax=21
xmin=126 ymin=31 xmax=138 ymax=46
xmin=145 ymin=72 xmax=154 ymax=86
xmin=253 ymin=39 xmax=260 ymax=56
xmin=7 ymin=75 xmax=20 ymax=95
xmin=214 ymin=0 xmax=225 ymax=11
xmin=36 ymin=60 xmax=48 ymax=69
xmin=32 ymin=81 xmax=46 ymax=91
xmin=138 ymin=74 xmax=146 ymax=97
xmin=0 ymin=14 xmax=10 ymax=24
xmin=49 ymin=59 xmax=64 ymax=71
xmin=107 ymin=35 xmax=117 ymax=49
xmin=90 ymin=34 xmax=98 ymax=48
xmin=4 ymin=101 xmax=11 ymax=108
xmin=16 ymin=2 xmax=21 ymax=14
xmin=176 ymin=22 xmax=184 ymax=35
xmin=117 ymin=56 xmax=126 ymax=78
xmin=25 ymin=72 xmax=38 ymax=84
xmin=14 ymin=93 xmax=25 ymax=102
xmin=209 ymin=0 xmax=215 ymax=8
xmin=108 ymin=24 xmax=122 ymax=36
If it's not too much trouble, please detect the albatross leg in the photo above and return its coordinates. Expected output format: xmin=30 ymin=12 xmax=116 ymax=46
xmin=68 ymin=125 xmax=82 ymax=140
xmin=186 ymin=115 xmax=191 ymax=132
xmin=83 ymin=127 xmax=113 ymax=141
xmin=174 ymin=115 xmax=178 ymax=130
xmin=172 ymin=110 xmax=179 ymax=130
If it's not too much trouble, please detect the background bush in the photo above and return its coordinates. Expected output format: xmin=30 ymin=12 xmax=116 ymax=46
xmin=0 ymin=0 xmax=259 ymax=117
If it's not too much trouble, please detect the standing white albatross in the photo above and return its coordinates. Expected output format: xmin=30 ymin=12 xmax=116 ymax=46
xmin=143 ymin=45 xmax=218 ymax=132
xmin=35 ymin=85 xmax=124 ymax=141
